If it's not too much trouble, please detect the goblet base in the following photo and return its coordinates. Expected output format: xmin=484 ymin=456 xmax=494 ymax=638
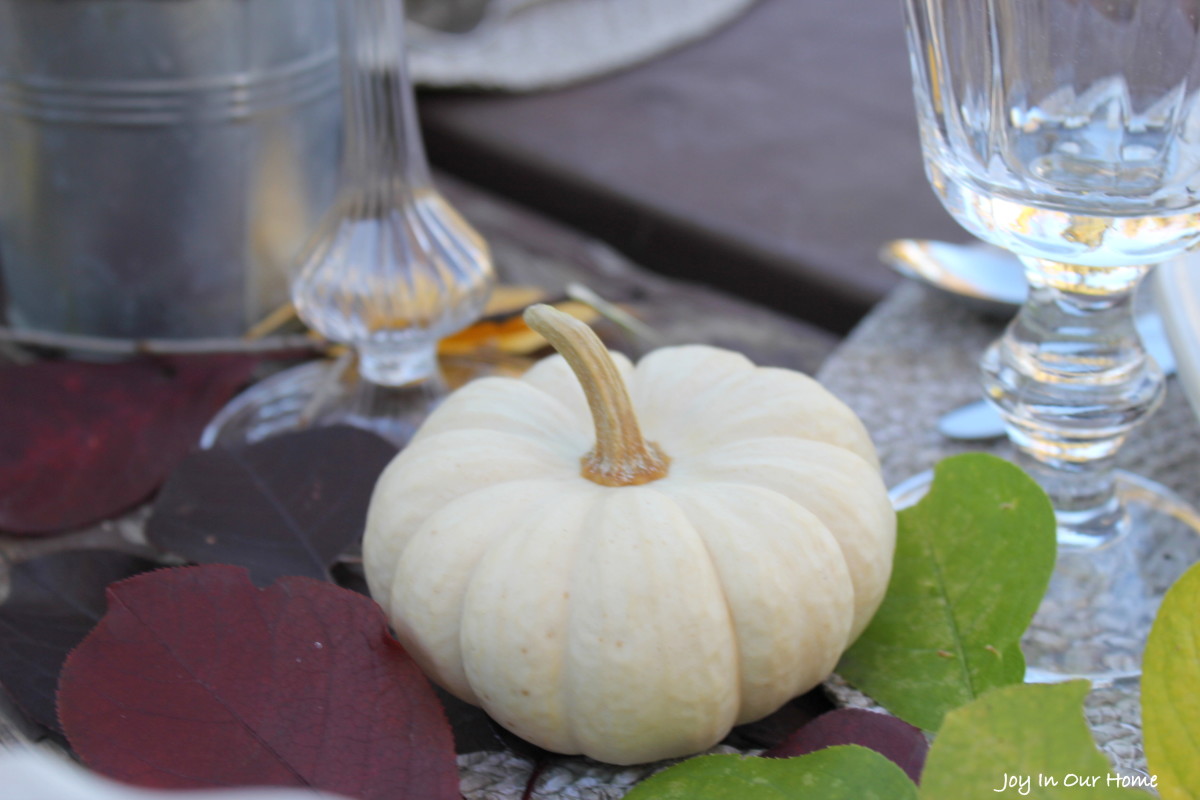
xmin=890 ymin=468 xmax=1200 ymax=685
xmin=200 ymin=358 xmax=448 ymax=449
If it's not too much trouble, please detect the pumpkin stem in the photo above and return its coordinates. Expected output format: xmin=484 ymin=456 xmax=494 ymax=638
xmin=524 ymin=304 xmax=670 ymax=486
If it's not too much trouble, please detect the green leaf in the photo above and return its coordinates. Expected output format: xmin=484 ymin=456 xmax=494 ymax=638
xmin=920 ymin=681 xmax=1147 ymax=799
xmin=838 ymin=453 xmax=1056 ymax=731
xmin=1143 ymin=561 xmax=1200 ymax=800
xmin=622 ymin=747 xmax=917 ymax=800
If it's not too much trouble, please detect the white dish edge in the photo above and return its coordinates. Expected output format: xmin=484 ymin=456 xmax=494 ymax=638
xmin=1153 ymin=255 xmax=1200 ymax=425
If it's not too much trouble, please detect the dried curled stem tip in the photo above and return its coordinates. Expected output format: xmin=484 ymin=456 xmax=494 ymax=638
xmin=523 ymin=304 xmax=670 ymax=487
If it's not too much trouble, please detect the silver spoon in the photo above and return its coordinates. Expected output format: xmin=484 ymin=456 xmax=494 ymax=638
xmin=879 ymin=238 xmax=1026 ymax=318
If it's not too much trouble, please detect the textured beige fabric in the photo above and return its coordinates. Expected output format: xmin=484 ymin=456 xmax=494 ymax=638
xmin=407 ymin=0 xmax=761 ymax=91
xmin=459 ymin=746 xmax=745 ymax=800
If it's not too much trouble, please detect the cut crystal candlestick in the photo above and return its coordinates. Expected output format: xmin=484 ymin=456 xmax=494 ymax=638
xmin=204 ymin=0 xmax=493 ymax=447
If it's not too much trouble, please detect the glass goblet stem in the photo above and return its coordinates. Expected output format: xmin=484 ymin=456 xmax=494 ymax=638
xmin=982 ymin=257 xmax=1164 ymax=546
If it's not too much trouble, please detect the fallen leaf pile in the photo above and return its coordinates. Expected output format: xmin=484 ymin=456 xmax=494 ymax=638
xmin=627 ymin=681 xmax=1148 ymax=799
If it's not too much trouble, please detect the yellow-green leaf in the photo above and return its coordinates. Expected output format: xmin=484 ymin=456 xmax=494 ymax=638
xmin=920 ymin=681 xmax=1148 ymax=799
xmin=622 ymin=747 xmax=917 ymax=800
xmin=838 ymin=453 xmax=1056 ymax=731
xmin=1143 ymin=561 xmax=1200 ymax=799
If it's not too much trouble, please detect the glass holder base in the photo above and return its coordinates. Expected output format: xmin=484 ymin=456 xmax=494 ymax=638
xmin=200 ymin=357 xmax=446 ymax=449
xmin=890 ymin=468 xmax=1200 ymax=685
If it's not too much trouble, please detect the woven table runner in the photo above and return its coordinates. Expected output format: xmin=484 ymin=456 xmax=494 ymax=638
xmin=816 ymin=280 xmax=1200 ymax=780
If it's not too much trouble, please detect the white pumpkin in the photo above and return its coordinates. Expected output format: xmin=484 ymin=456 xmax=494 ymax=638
xmin=363 ymin=305 xmax=895 ymax=765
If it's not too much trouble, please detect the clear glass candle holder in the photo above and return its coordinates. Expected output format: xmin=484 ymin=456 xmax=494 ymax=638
xmin=204 ymin=0 xmax=494 ymax=448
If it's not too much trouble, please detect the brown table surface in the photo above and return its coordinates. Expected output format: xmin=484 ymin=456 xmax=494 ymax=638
xmin=417 ymin=0 xmax=967 ymax=334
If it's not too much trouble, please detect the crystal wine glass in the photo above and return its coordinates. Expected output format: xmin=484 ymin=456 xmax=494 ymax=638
xmin=898 ymin=0 xmax=1200 ymax=681
xmin=204 ymin=0 xmax=494 ymax=448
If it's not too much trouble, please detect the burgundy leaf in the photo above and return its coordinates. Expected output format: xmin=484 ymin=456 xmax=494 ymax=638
xmin=0 ymin=355 xmax=258 ymax=534
xmin=146 ymin=426 xmax=397 ymax=585
xmin=0 ymin=550 xmax=157 ymax=733
xmin=763 ymin=707 xmax=929 ymax=783
xmin=58 ymin=564 xmax=459 ymax=800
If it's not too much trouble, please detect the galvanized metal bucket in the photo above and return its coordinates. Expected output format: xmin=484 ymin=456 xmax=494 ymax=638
xmin=0 ymin=0 xmax=340 ymax=339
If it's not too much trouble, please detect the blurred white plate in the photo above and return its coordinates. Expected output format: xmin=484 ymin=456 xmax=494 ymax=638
xmin=1154 ymin=254 xmax=1200 ymax=424
xmin=406 ymin=0 xmax=759 ymax=91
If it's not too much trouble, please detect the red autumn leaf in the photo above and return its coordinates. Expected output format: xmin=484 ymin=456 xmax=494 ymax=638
xmin=146 ymin=426 xmax=397 ymax=585
xmin=763 ymin=707 xmax=929 ymax=783
xmin=58 ymin=565 xmax=459 ymax=800
xmin=0 ymin=355 xmax=258 ymax=534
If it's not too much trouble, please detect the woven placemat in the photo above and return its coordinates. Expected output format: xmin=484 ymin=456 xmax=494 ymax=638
xmin=459 ymin=280 xmax=1183 ymax=793
xmin=816 ymin=281 xmax=1200 ymax=779
xmin=407 ymin=0 xmax=760 ymax=91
